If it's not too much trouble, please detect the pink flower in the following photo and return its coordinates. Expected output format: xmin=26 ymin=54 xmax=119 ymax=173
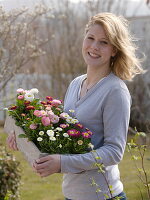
xmin=56 ymin=108 xmax=61 ymax=111
xmin=29 ymin=124 xmax=37 ymax=130
xmin=17 ymin=88 xmax=24 ymax=93
xmin=75 ymin=123 xmax=84 ymax=129
xmin=18 ymin=95 xmax=24 ymax=100
xmin=45 ymin=105 xmax=52 ymax=111
xmin=41 ymin=116 xmax=51 ymax=126
xmin=51 ymin=115 xmax=59 ymax=124
xmin=47 ymin=110 xmax=55 ymax=119
xmin=51 ymin=99 xmax=62 ymax=107
xmin=82 ymin=131 xmax=91 ymax=138
xmin=87 ymin=130 xmax=93 ymax=136
xmin=34 ymin=110 xmax=42 ymax=117
xmin=39 ymin=110 xmax=47 ymax=117
xmin=60 ymin=124 xmax=68 ymax=128
xmin=60 ymin=112 xmax=69 ymax=119
xmin=67 ymin=129 xmax=81 ymax=137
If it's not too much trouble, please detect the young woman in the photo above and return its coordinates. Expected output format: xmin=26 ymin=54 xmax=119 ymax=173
xmin=7 ymin=12 xmax=144 ymax=200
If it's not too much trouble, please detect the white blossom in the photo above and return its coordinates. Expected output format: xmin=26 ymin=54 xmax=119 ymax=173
xmin=88 ymin=143 xmax=94 ymax=150
xmin=37 ymin=137 xmax=43 ymax=141
xmin=39 ymin=131 xmax=44 ymax=136
xmin=71 ymin=119 xmax=79 ymax=124
xmin=47 ymin=130 xmax=54 ymax=137
xmin=3 ymin=108 xmax=8 ymax=111
xmin=55 ymin=127 xmax=63 ymax=132
xmin=66 ymin=117 xmax=73 ymax=124
xmin=30 ymin=88 xmax=39 ymax=94
xmin=49 ymin=136 xmax=56 ymax=141
xmin=24 ymin=92 xmax=34 ymax=102
xmin=63 ymin=133 xmax=69 ymax=138
xmin=69 ymin=109 xmax=75 ymax=113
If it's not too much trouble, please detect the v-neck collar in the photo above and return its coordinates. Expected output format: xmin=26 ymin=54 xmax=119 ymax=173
xmin=75 ymin=72 xmax=113 ymax=107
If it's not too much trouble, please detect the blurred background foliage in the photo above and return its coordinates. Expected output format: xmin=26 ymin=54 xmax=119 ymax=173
xmin=0 ymin=0 xmax=150 ymax=133
xmin=0 ymin=1 xmax=150 ymax=199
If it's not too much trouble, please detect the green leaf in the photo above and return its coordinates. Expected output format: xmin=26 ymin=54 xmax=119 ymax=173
xmin=18 ymin=134 xmax=27 ymax=138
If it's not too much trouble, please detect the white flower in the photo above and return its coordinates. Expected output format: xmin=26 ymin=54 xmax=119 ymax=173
xmin=77 ymin=140 xmax=83 ymax=145
xmin=47 ymin=130 xmax=54 ymax=137
xmin=24 ymin=92 xmax=34 ymax=102
xmin=88 ymin=143 xmax=94 ymax=150
xmin=30 ymin=88 xmax=39 ymax=94
xmin=50 ymin=136 xmax=56 ymax=141
xmin=56 ymin=134 xmax=60 ymax=137
xmin=58 ymin=144 xmax=62 ymax=148
xmin=66 ymin=117 xmax=73 ymax=124
xmin=3 ymin=108 xmax=8 ymax=111
xmin=69 ymin=109 xmax=75 ymax=113
xmin=55 ymin=127 xmax=63 ymax=131
xmin=71 ymin=119 xmax=79 ymax=124
xmin=37 ymin=137 xmax=43 ymax=141
xmin=63 ymin=133 xmax=69 ymax=137
xmin=39 ymin=131 xmax=44 ymax=136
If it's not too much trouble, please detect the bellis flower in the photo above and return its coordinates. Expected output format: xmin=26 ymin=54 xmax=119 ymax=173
xmin=5 ymin=87 xmax=93 ymax=155
xmin=24 ymin=92 xmax=34 ymax=102
xmin=17 ymin=88 xmax=24 ymax=93
xmin=41 ymin=116 xmax=51 ymax=126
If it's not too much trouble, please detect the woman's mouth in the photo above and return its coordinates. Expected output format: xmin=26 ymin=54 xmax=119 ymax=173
xmin=88 ymin=52 xmax=101 ymax=59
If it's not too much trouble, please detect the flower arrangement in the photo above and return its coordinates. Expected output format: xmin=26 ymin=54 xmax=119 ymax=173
xmin=5 ymin=88 xmax=93 ymax=154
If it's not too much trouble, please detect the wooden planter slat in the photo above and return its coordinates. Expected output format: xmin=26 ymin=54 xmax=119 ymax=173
xmin=4 ymin=115 xmax=48 ymax=166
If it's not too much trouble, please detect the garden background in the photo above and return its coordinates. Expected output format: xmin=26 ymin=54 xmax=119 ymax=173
xmin=0 ymin=0 xmax=150 ymax=199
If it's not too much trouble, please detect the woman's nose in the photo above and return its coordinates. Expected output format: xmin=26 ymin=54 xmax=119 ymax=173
xmin=90 ymin=41 xmax=99 ymax=50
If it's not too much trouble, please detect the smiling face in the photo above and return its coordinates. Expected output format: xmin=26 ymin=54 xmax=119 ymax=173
xmin=82 ymin=24 xmax=117 ymax=71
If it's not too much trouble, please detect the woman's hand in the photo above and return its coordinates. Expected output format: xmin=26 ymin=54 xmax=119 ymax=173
xmin=6 ymin=131 xmax=18 ymax=151
xmin=33 ymin=154 xmax=61 ymax=177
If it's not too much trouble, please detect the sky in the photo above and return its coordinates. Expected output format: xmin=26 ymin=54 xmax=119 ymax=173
xmin=0 ymin=0 xmax=150 ymax=16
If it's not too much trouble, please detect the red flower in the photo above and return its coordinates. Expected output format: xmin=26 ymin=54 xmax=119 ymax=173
xmin=24 ymin=101 xmax=30 ymax=105
xmin=9 ymin=106 xmax=17 ymax=110
xmin=75 ymin=123 xmax=84 ymax=129
xmin=26 ymin=105 xmax=35 ymax=110
xmin=67 ymin=129 xmax=81 ymax=137
xmin=40 ymin=101 xmax=47 ymax=105
xmin=46 ymin=96 xmax=53 ymax=101
xmin=47 ymin=101 xmax=52 ymax=105
xmin=82 ymin=131 xmax=92 ymax=139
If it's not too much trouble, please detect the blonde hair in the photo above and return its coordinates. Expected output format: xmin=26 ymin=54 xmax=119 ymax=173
xmin=85 ymin=12 xmax=144 ymax=81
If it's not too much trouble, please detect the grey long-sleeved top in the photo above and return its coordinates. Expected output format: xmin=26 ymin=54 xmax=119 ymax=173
xmin=60 ymin=72 xmax=131 ymax=200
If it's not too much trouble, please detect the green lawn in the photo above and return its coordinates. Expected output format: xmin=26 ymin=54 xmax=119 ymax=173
xmin=0 ymin=128 xmax=150 ymax=200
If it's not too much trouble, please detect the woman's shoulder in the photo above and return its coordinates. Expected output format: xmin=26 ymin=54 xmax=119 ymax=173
xmin=104 ymin=72 xmax=132 ymax=105
xmin=109 ymin=72 xmax=130 ymax=93
xmin=69 ymin=74 xmax=86 ymax=86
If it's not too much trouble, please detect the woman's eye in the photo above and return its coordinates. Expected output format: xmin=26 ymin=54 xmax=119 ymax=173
xmin=100 ymin=41 xmax=108 ymax=45
xmin=87 ymin=37 xmax=94 ymax=40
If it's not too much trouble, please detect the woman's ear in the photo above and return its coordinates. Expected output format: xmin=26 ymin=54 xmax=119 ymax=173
xmin=112 ymin=47 xmax=118 ymax=57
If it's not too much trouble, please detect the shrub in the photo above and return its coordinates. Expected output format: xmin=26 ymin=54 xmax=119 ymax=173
xmin=0 ymin=145 xmax=21 ymax=200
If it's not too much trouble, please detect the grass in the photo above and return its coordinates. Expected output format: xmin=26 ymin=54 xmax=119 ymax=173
xmin=0 ymin=128 xmax=150 ymax=200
